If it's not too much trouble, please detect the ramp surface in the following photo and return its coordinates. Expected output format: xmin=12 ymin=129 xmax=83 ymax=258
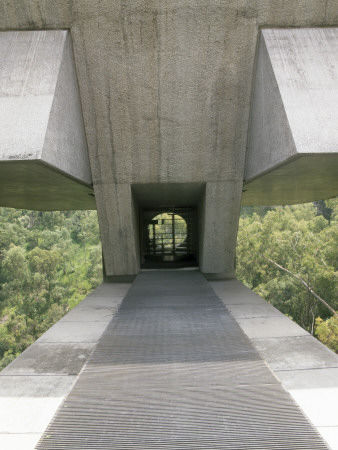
xmin=36 ymin=271 xmax=329 ymax=449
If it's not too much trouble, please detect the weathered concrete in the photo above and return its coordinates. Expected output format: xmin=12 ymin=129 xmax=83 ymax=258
xmin=0 ymin=282 xmax=130 ymax=450
xmin=244 ymin=28 xmax=338 ymax=205
xmin=0 ymin=3 xmax=337 ymax=276
xmin=0 ymin=30 xmax=94 ymax=210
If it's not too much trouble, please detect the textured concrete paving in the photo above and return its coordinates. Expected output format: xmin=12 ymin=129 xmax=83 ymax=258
xmin=0 ymin=282 xmax=130 ymax=450
xmin=36 ymin=271 xmax=330 ymax=449
xmin=1 ymin=274 xmax=337 ymax=449
xmin=212 ymin=279 xmax=338 ymax=450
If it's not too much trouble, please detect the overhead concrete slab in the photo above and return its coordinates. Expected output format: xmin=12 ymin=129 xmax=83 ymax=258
xmin=243 ymin=28 xmax=338 ymax=205
xmin=0 ymin=161 xmax=95 ymax=210
xmin=243 ymin=155 xmax=338 ymax=206
xmin=0 ymin=30 xmax=94 ymax=210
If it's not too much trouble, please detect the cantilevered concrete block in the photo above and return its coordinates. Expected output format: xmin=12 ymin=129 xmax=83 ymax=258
xmin=243 ymin=28 xmax=338 ymax=206
xmin=0 ymin=31 xmax=95 ymax=210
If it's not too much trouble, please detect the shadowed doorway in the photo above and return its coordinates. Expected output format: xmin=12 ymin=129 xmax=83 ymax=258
xmin=141 ymin=207 xmax=198 ymax=268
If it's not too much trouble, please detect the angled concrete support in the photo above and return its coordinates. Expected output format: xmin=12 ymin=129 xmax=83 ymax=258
xmin=243 ymin=28 xmax=338 ymax=206
xmin=0 ymin=31 xmax=94 ymax=210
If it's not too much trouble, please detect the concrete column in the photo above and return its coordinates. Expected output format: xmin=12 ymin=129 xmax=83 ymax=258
xmin=97 ymin=183 xmax=139 ymax=280
xmin=199 ymin=180 xmax=242 ymax=279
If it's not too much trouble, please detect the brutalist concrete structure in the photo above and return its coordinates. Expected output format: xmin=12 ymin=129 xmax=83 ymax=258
xmin=0 ymin=1 xmax=337 ymax=280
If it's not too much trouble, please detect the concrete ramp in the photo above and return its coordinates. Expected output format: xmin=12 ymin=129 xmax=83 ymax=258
xmin=36 ymin=271 xmax=329 ymax=449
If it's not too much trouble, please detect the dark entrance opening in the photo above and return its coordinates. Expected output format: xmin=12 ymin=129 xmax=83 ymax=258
xmin=141 ymin=207 xmax=198 ymax=268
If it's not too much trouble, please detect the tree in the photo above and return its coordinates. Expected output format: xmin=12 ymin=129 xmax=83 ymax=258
xmin=237 ymin=199 xmax=338 ymax=344
xmin=0 ymin=208 xmax=103 ymax=370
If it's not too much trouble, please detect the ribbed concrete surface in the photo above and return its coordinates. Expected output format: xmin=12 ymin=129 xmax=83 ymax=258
xmin=36 ymin=271 xmax=329 ymax=449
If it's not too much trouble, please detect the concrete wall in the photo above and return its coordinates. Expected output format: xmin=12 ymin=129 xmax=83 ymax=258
xmin=0 ymin=2 xmax=337 ymax=275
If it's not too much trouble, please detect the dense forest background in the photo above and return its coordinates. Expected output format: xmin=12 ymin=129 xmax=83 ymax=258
xmin=237 ymin=198 xmax=337 ymax=352
xmin=0 ymin=210 xmax=102 ymax=370
xmin=0 ymin=199 xmax=337 ymax=370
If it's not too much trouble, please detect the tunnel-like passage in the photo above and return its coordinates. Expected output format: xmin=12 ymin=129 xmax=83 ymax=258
xmin=141 ymin=207 xmax=198 ymax=268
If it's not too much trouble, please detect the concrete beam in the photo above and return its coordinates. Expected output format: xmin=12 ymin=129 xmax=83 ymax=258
xmin=243 ymin=28 xmax=338 ymax=206
xmin=0 ymin=30 xmax=94 ymax=210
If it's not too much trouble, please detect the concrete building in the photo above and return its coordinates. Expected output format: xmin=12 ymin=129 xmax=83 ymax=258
xmin=0 ymin=1 xmax=338 ymax=449
xmin=0 ymin=1 xmax=337 ymax=281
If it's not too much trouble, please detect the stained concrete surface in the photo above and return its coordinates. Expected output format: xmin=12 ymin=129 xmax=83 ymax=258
xmin=1 ymin=343 xmax=94 ymax=375
xmin=0 ymin=375 xmax=77 ymax=397
xmin=35 ymin=321 xmax=110 ymax=343
xmin=244 ymin=28 xmax=338 ymax=205
xmin=0 ymin=31 xmax=93 ymax=210
xmin=0 ymin=5 xmax=337 ymax=275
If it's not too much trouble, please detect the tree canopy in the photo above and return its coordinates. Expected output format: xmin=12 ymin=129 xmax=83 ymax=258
xmin=0 ymin=199 xmax=337 ymax=371
xmin=237 ymin=199 xmax=338 ymax=352
xmin=0 ymin=210 xmax=102 ymax=370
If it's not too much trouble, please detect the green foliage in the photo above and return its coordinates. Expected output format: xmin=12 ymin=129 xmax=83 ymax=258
xmin=315 ymin=316 xmax=338 ymax=353
xmin=237 ymin=200 xmax=338 ymax=348
xmin=0 ymin=209 xmax=103 ymax=370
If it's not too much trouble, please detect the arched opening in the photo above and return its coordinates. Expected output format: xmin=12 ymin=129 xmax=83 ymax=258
xmin=141 ymin=207 xmax=198 ymax=267
xmin=147 ymin=212 xmax=187 ymax=260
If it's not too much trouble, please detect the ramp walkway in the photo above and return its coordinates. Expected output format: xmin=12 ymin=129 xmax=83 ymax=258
xmin=35 ymin=270 xmax=330 ymax=449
